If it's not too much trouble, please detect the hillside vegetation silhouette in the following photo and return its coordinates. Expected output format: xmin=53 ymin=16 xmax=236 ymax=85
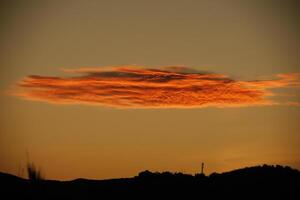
xmin=1 ymin=164 xmax=299 ymax=199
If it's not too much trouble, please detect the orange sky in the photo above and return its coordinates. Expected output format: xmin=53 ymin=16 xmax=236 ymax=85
xmin=1 ymin=0 xmax=300 ymax=180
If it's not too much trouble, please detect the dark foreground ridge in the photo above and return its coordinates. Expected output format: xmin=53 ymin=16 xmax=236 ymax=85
xmin=1 ymin=165 xmax=300 ymax=199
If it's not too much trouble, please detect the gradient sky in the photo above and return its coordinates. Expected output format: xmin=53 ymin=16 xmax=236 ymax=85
xmin=1 ymin=0 xmax=300 ymax=180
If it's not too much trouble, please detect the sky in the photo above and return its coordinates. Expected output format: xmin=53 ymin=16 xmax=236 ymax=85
xmin=0 ymin=0 xmax=300 ymax=180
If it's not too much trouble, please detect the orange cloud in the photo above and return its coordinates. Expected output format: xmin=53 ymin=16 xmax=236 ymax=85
xmin=10 ymin=66 xmax=300 ymax=108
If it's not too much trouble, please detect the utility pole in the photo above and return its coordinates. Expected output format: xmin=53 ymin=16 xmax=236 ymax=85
xmin=201 ymin=162 xmax=204 ymax=174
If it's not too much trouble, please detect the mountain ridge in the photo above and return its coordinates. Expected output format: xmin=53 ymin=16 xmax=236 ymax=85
xmin=1 ymin=164 xmax=299 ymax=199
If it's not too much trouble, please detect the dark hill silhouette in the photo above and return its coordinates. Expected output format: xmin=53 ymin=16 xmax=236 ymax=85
xmin=1 ymin=165 xmax=299 ymax=199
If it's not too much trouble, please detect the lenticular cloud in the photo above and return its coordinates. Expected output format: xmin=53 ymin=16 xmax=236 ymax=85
xmin=10 ymin=66 xmax=300 ymax=108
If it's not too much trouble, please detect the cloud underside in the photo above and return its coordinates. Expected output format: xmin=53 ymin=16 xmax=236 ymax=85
xmin=11 ymin=66 xmax=300 ymax=108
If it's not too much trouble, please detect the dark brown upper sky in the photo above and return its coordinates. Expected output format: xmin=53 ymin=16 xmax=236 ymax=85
xmin=0 ymin=0 xmax=300 ymax=180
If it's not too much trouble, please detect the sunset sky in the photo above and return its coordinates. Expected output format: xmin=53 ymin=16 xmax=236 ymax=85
xmin=1 ymin=0 xmax=300 ymax=180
